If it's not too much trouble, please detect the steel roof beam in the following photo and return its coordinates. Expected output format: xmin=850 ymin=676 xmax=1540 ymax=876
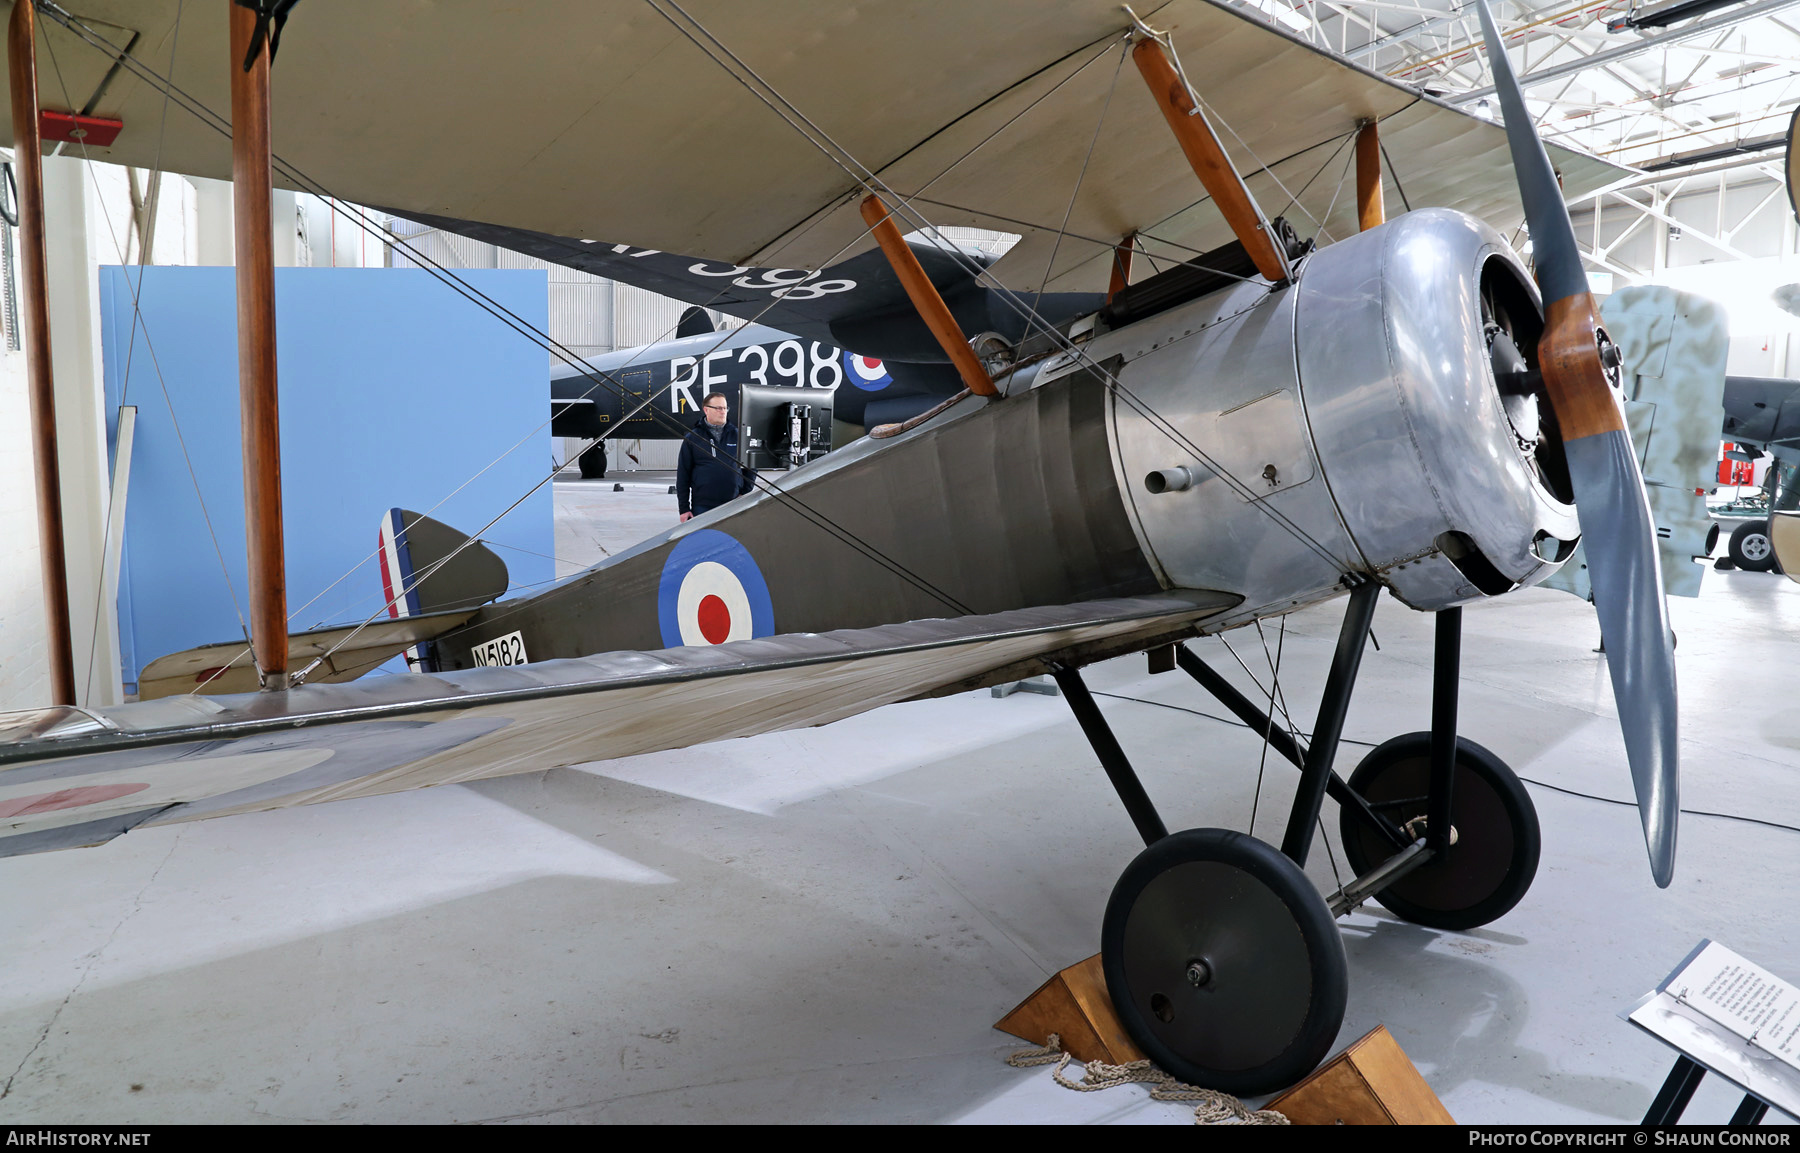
xmin=1453 ymin=0 xmax=1800 ymax=100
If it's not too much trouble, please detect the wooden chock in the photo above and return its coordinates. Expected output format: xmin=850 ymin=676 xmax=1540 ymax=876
xmin=994 ymin=954 xmax=1144 ymax=1066
xmin=1266 ymin=1025 xmax=1454 ymax=1124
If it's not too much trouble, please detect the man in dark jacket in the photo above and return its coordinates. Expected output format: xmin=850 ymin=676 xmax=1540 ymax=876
xmin=677 ymin=392 xmax=755 ymax=521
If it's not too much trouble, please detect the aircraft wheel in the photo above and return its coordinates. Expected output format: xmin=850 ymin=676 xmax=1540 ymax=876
xmin=1101 ymin=828 xmax=1346 ymax=1095
xmin=1338 ymin=733 xmax=1540 ymax=931
xmin=1729 ymin=522 xmax=1774 ymax=572
xmin=578 ymin=443 xmax=608 ymax=480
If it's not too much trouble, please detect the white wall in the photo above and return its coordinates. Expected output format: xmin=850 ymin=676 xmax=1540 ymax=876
xmin=0 ymin=309 xmax=49 ymax=711
xmin=1573 ymin=168 xmax=1800 ymax=376
xmin=0 ymin=154 xmax=339 ymax=711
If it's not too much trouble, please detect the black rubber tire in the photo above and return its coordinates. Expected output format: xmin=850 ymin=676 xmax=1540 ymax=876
xmin=1101 ymin=828 xmax=1347 ymax=1096
xmin=577 ymin=442 xmax=608 ymax=480
xmin=1337 ymin=733 xmax=1540 ymax=931
xmin=1729 ymin=521 xmax=1775 ymax=572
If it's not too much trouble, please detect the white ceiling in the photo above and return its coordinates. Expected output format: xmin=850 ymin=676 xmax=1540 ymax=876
xmin=1220 ymin=0 xmax=1800 ymax=172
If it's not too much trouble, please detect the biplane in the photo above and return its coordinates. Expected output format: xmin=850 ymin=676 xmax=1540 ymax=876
xmin=0 ymin=0 xmax=1679 ymax=1094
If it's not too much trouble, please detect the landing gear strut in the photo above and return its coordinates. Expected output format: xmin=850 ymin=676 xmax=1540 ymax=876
xmin=1058 ymin=582 xmax=1541 ymax=1095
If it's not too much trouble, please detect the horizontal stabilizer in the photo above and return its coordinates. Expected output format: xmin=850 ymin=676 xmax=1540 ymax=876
xmin=136 ymin=610 xmax=478 ymax=700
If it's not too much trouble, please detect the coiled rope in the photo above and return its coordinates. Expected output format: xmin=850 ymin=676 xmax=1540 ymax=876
xmin=1005 ymin=1033 xmax=1290 ymax=1125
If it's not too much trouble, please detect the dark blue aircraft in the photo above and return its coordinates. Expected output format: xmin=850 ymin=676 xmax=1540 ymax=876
xmin=390 ymin=208 xmax=1108 ymax=479
xmin=549 ymin=306 xmax=955 ymax=478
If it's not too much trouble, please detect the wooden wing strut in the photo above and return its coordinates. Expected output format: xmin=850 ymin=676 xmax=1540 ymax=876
xmin=1107 ymin=233 xmax=1135 ymax=303
xmin=859 ymin=194 xmax=995 ymax=397
xmin=8 ymin=0 xmax=76 ymax=705
xmin=1131 ymin=35 xmax=1290 ymax=285
xmin=231 ymin=0 xmax=288 ymax=689
xmin=1356 ymin=120 xmax=1384 ymax=232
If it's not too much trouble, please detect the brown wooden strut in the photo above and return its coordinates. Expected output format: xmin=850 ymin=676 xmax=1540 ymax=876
xmin=1355 ymin=119 xmax=1384 ymax=232
xmin=231 ymin=1 xmax=288 ymax=689
xmin=9 ymin=0 xmax=77 ymax=706
xmin=1107 ymin=232 xmax=1135 ymax=303
xmin=1130 ymin=36 xmax=1289 ymax=285
xmin=858 ymin=194 xmax=995 ymax=397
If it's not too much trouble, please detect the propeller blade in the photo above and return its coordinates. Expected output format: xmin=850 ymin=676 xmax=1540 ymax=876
xmin=1474 ymin=0 xmax=1679 ymax=887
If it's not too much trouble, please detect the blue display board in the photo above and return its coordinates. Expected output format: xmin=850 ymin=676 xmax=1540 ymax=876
xmin=100 ymin=266 xmax=551 ymax=692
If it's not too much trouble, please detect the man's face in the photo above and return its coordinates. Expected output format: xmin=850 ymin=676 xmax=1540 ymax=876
xmin=703 ymin=398 xmax=728 ymax=427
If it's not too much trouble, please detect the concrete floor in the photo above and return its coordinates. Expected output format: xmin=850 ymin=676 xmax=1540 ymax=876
xmin=2 ymin=477 xmax=1797 ymax=1124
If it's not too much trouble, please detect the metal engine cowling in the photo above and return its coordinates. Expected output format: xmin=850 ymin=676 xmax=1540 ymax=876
xmin=1293 ymin=208 xmax=1580 ymax=610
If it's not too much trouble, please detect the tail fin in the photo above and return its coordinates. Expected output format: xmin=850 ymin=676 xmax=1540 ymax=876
xmin=675 ymin=306 xmax=715 ymax=337
xmin=378 ymin=509 xmax=509 ymax=617
xmin=379 ymin=509 xmax=510 ymax=672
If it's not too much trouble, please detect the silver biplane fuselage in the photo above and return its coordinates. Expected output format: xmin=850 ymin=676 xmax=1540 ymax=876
xmin=0 ymin=0 xmax=1667 ymax=1104
xmin=421 ymin=204 xmax=1576 ymax=672
xmin=0 ymin=180 xmax=1599 ymax=1109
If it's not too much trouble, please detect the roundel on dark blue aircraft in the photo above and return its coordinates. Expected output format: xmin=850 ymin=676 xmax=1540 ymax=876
xmin=657 ymin=529 xmax=776 ymax=648
xmin=841 ymin=351 xmax=892 ymax=391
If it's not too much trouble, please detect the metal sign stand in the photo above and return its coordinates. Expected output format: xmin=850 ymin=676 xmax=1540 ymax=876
xmin=1642 ymin=1055 xmax=1771 ymax=1126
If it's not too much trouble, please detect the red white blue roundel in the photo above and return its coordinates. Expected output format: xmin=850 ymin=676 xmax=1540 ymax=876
xmin=658 ymin=529 xmax=776 ymax=648
xmin=841 ymin=350 xmax=892 ymax=391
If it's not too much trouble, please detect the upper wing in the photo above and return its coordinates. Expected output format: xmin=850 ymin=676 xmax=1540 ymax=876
xmin=0 ymin=591 xmax=1234 ymax=857
xmin=12 ymin=1 xmax=1627 ymax=292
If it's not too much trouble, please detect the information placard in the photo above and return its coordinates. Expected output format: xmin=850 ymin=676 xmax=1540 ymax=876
xmin=1625 ymin=939 xmax=1800 ymax=1118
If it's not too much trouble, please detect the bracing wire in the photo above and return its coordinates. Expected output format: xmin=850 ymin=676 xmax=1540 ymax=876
xmin=643 ymin=0 xmax=1356 ymax=578
xmin=1244 ymin=621 xmax=1283 ymax=838
xmin=1037 ymin=39 xmax=1130 ymax=296
xmin=33 ymin=3 xmax=982 ymax=686
xmin=42 ymin=0 xmax=1358 ymax=690
xmin=38 ymin=2 xmax=258 ymax=706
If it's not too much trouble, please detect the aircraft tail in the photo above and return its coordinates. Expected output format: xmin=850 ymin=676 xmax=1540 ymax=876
xmin=378 ymin=509 xmax=510 ymax=670
xmin=133 ymin=511 xmax=508 ymax=700
xmin=378 ymin=509 xmax=509 ymax=618
xmin=383 ymin=208 xmax=1104 ymax=363
xmin=135 ymin=610 xmax=481 ymax=700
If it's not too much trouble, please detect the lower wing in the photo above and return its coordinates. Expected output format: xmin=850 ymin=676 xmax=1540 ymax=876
xmin=0 ymin=591 xmax=1234 ymax=857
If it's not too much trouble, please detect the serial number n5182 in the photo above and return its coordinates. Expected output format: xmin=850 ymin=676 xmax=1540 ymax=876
xmin=471 ymin=631 xmax=528 ymax=668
